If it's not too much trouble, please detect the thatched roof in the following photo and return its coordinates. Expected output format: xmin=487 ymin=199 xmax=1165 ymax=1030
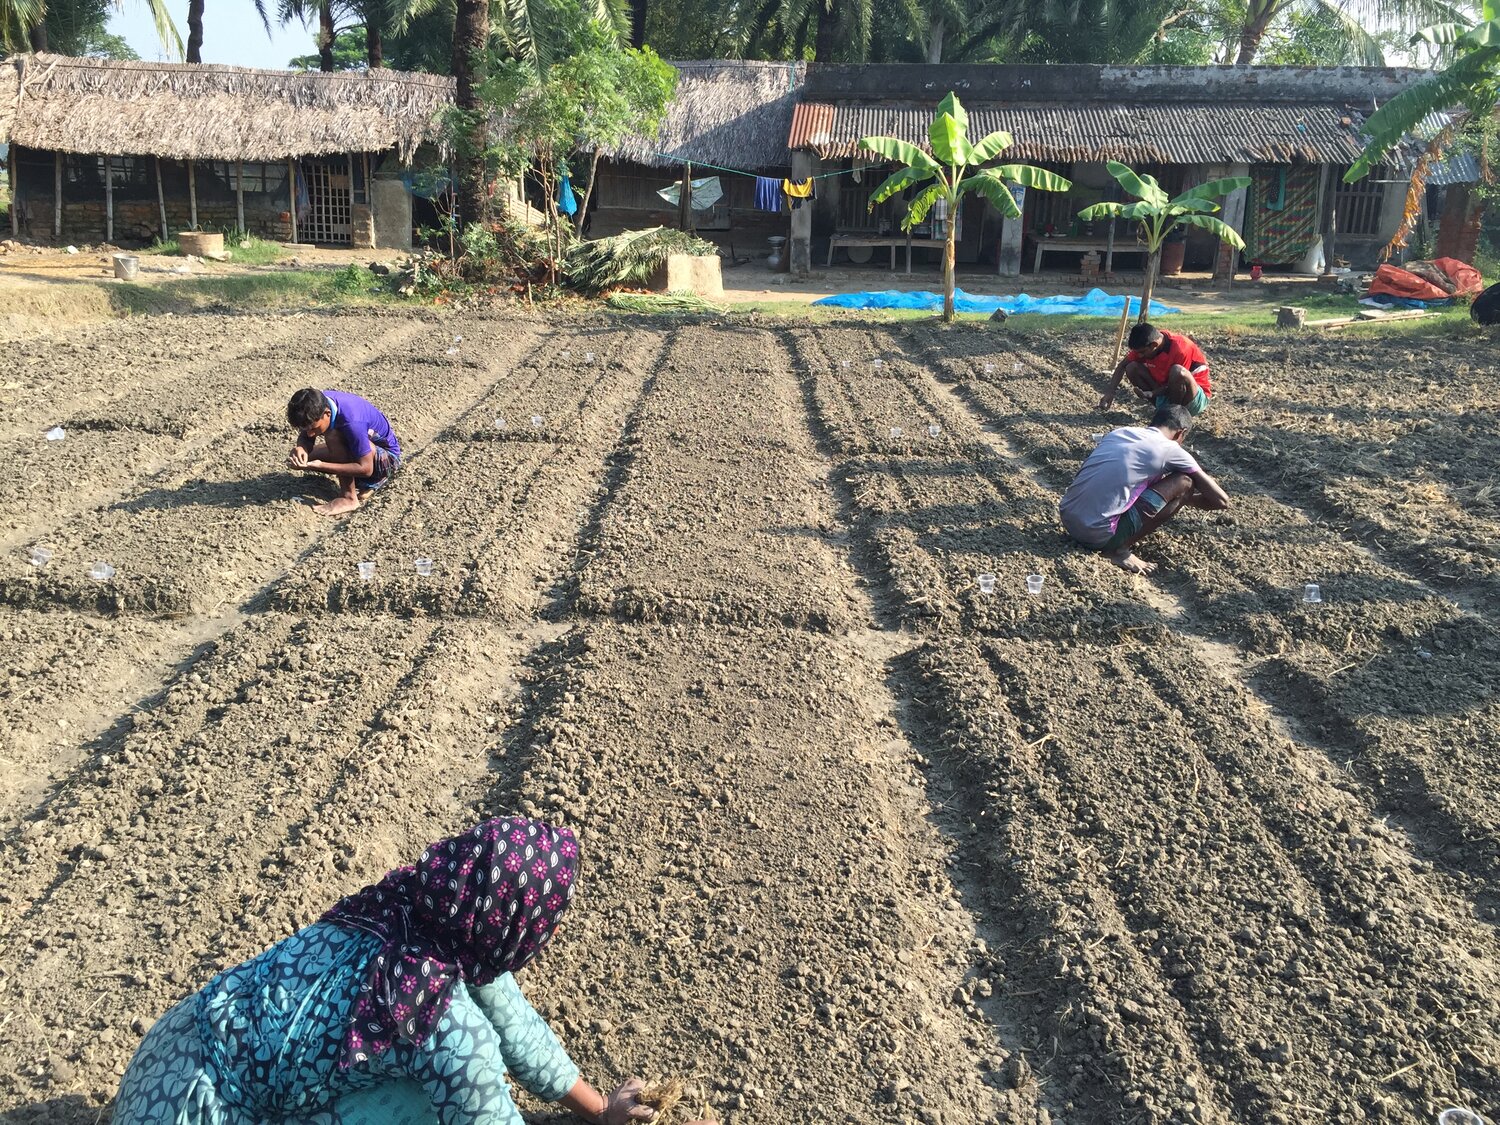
xmin=0 ymin=53 xmax=453 ymax=163
xmin=602 ymin=59 xmax=805 ymax=171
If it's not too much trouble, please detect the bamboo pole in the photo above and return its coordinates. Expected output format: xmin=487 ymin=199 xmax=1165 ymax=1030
xmin=155 ymin=157 xmax=168 ymax=240
xmin=53 ymin=151 xmax=62 ymax=240
xmin=236 ymin=160 xmax=245 ymax=233
xmin=105 ymin=155 xmax=114 ymax=244
xmin=188 ymin=159 xmax=197 ymax=229
xmin=678 ymin=161 xmax=691 ymax=232
xmin=287 ymin=159 xmax=298 ymax=243
xmin=8 ymin=145 xmax=17 ymax=239
xmin=1110 ymin=290 xmax=1131 ymax=367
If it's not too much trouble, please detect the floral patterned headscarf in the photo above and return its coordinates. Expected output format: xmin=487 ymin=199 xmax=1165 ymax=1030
xmin=323 ymin=816 xmax=579 ymax=1067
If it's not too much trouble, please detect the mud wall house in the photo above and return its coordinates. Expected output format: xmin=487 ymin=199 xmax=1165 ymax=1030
xmin=0 ymin=53 xmax=453 ymax=249
xmin=584 ymin=60 xmax=805 ymax=257
xmin=787 ymin=64 xmax=1477 ymax=278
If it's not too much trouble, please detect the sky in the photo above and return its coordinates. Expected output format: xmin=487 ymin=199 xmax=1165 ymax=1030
xmin=107 ymin=2 xmax=313 ymax=69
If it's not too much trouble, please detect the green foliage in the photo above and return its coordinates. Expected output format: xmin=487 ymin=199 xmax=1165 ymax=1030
xmin=329 ymin=264 xmax=376 ymax=293
xmin=289 ymin=25 xmax=370 ymax=68
xmin=606 ymin=290 xmax=727 ymax=314
xmin=862 ymin=92 xmax=1069 ymax=321
xmin=40 ymin=0 xmax=140 ymax=56
xmin=564 ymin=226 xmax=716 ymax=294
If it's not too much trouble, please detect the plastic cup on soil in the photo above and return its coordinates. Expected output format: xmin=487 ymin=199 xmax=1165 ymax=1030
xmin=531 ymin=415 xmax=545 ymax=429
xmin=928 ymin=423 xmax=942 ymax=438
xmin=494 ymin=416 xmax=507 ymax=432
xmin=45 ymin=426 xmax=65 ymax=441
xmin=983 ymin=363 xmax=995 ymax=375
xmin=447 ymin=347 xmax=458 ymax=356
xmin=357 ymin=561 xmax=376 ymax=582
xmin=1438 ymin=1111 xmax=1485 ymax=1125
xmin=87 ymin=561 xmax=115 ymax=582
xmin=325 ymin=336 xmax=334 ymax=346
xmin=890 ymin=426 xmax=904 ymax=439
xmin=1090 ymin=432 xmax=1108 ymax=442
xmin=28 ymin=546 xmax=52 ymax=569
xmin=977 ymin=573 xmax=996 ymax=596
xmin=1012 ymin=362 xmax=1023 ymax=373
xmin=1026 ymin=574 xmax=1045 ymax=596
xmin=584 ymin=351 xmax=595 ymax=364
xmin=872 ymin=358 xmax=885 ymax=370
xmin=414 ymin=557 xmax=434 ymax=577
xmin=454 ymin=335 xmax=463 ymax=343
xmin=1304 ymin=583 xmax=1322 ymax=604
xmin=839 ymin=360 xmax=850 ymax=370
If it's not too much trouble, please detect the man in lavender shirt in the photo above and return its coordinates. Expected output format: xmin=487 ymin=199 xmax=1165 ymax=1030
xmin=285 ymin=388 xmax=403 ymax=517
xmin=1058 ymin=403 xmax=1229 ymax=575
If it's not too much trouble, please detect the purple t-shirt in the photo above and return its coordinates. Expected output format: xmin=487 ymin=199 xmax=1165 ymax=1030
xmin=1058 ymin=426 xmax=1200 ymax=545
xmin=324 ymin=389 xmax=401 ymax=461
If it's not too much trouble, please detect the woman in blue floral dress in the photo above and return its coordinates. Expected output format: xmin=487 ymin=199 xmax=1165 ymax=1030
xmin=114 ymin=817 xmax=663 ymax=1125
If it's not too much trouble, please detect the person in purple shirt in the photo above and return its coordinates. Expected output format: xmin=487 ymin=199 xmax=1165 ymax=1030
xmin=286 ymin=388 xmax=404 ymax=517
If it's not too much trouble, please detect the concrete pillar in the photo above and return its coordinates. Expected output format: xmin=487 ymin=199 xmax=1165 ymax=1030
xmin=997 ymin=184 xmax=1025 ymax=277
xmin=790 ymin=149 xmax=814 ymax=278
xmin=1212 ymin=162 xmax=1250 ymax=282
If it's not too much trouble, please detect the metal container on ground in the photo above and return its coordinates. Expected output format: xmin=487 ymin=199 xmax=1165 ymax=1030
xmin=112 ymin=254 xmax=139 ymax=281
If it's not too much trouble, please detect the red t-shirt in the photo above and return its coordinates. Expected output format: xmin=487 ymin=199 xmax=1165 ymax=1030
xmin=1128 ymin=331 xmax=1212 ymax=395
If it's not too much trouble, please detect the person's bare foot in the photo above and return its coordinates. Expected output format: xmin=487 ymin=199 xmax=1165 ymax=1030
xmin=1108 ymin=549 xmax=1156 ymax=575
xmin=312 ymin=495 xmax=360 ymax=517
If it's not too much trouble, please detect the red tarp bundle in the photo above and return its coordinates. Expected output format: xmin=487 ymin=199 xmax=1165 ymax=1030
xmin=1368 ymin=257 xmax=1484 ymax=301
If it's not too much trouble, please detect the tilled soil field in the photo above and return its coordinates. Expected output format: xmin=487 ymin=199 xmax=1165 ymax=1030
xmin=1 ymin=309 xmax=1498 ymax=1125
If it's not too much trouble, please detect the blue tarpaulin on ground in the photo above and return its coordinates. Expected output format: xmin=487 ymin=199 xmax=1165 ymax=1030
xmin=812 ymin=287 xmax=1179 ymax=316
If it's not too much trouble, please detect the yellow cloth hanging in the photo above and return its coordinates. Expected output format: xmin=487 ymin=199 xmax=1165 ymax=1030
xmin=782 ymin=178 xmax=813 ymax=199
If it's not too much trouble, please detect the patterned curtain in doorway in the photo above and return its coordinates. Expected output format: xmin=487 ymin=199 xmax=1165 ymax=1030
xmin=1244 ymin=164 xmax=1321 ymax=264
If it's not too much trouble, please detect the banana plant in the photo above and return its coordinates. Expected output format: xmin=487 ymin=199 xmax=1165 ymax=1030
xmin=861 ymin=92 xmax=1071 ymax=323
xmin=1079 ymin=162 xmax=1251 ymax=323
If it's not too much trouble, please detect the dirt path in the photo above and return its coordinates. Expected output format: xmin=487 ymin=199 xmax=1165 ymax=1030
xmin=1 ymin=312 xmax=1498 ymax=1125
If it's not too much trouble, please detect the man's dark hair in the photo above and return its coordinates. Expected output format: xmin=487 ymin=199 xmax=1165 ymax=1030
xmin=287 ymin=388 xmax=329 ymax=429
xmin=1151 ymin=403 xmax=1194 ymax=433
xmin=1127 ymin=322 xmax=1163 ymax=350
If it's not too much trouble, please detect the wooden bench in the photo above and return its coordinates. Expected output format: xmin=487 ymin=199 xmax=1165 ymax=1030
xmin=828 ymin=232 xmax=947 ymax=273
xmin=1032 ymin=234 xmax=1147 ymax=274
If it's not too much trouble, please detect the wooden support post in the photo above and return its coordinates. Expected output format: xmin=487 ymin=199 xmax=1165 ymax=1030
xmin=287 ymin=158 xmax=298 ymax=243
xmin=155 ymin=157 xmax=168 ymax=240
xmin=105 ymin=155 xmax=114 ymax=244
xmin=54 ymin=151 xmax=62 ymax=240
xmin=1110 ymin=293 xmax=1131 ymax=366
xmin=188 ymin=159 xmax=197 ymax=229
xmin=236 ymin=160 xmax=245 ymax=234
xmin=7 ymin=144 xmax=17 ymax=238
xmin=678 ymin=162 xmax=691 ymax=232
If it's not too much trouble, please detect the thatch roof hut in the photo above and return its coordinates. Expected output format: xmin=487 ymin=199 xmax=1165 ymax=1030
xmin=602 ymin=59 xmax=805 ymax=171
xmin=0 ymin=53 xmax=453 ymax=164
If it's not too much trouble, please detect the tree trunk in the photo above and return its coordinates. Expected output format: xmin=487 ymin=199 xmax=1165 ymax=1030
xmin=1138 ymin=247 xmax=1160 ymax=323
xmin=1234 ymin=0 xmax=1279 ymax=64
xmin=942 ymin=193 xmax=957 ymax=323
xmin=366 ymin=21 xmax=383 ymax=67
xmin=813 ymin=0 xmax=840 ymax=61
xmin=186 ymin=0 xmax=204 ymax=63
xmin=629 ymin=0 xmax=647 ymax=48
xmin=318 ymin=1 xmax=336 ymax=71
xmin=926 ymin=16 xmax=945 ymax=64
xmin=575 ymin=148 xmax=601 ymax=237
xmin=27 ymin=19 xmax=47 ymax=50
xmin=452 ymin=0 xmax=490 ymax=231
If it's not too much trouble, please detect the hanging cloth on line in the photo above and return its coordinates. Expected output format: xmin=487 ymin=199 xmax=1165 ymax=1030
xmin=754 ymin=176 xmax=782 ymax=213
xmin=656 ymin=176 xmax=724 ymax=211
xmin=557 ymin=174 xmax=578 ymax=217
xmin=782 ymin=178 xmax=814 ymax=211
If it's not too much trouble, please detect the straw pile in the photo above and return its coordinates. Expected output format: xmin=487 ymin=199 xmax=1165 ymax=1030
xmin=1 ymin=53 xmax=453 ymax=163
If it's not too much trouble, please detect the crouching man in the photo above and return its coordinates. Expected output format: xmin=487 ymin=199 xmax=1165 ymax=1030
xmin=1100 ymin=322 xmax=1213 ymax=415
xmin=1059 ymin=404 xmax=1229 ymax=575
xmin=286 ymin=387 xmax=403 ymax=517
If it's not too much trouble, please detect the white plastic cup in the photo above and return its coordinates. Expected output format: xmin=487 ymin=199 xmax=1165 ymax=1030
xmin=983 ymin=363 xmax=995 ymax=375
xmin=927 ymin=424 xmax=942 ymax=438
xmin=1012 ymin=362 xmax=1023 ymax=373
xmin=839 ymin=359 xmax=850 ymax=370
xmin=414 ymin=557 xmax=434 ymax=577
xmin=560 ymin=349 xmax=571 ymax=360
xmin=890 ymin=426 xmax=904 ymax=439
xmin=530 ymin=415 xmax=545 ymax=429
xmin=325 ymin=336 xmax=334 ymax=345
xmin=1437 ymin=1109 xmax=1485 ymax=1125
xmin=872 ymin=358 xmax=885 ymax=369
xmin=1304 ymin=583 xmax=1322 ymax=604
xmin=357 ymin=561 xmax=376 ymax=582
xmin=28 ymin=546 xmax=52 ymax=568
xmin=45 ymin=426 xmax=65 ymax=441
xmin=454 ymin=334 xmax=463 ymax=343
xmin=584 ymin=351 xmax=595 ymax=364
xmin=1089 ymin=432 xmax=1108 ymax=442
xmin=87 ymin=561 xmax=115 ymax=582
xmin=494 ymin=416 xmax=507 ymax=431
xmin=977 ymin=573 xmax=996 ymax=595
xmin=1026 ymin=574 xmax=1045 ymax=595
xmin=446 ymin=347 xmax=458 ymax=356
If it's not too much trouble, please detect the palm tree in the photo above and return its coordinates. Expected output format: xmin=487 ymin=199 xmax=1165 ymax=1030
xmin=2 ymin=0 xmax=180 ymax=54
xmin=1229 ymin=0 xmax=1469 ymax=63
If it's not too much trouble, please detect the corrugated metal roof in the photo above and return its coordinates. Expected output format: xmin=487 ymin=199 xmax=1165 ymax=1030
xmin=794 ymin=101 xmax=1386 ymax=166
xmin=1429 ymin=152 xmax=1481 ymax=186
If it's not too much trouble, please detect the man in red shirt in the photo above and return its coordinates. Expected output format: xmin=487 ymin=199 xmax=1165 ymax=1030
xmin=1099 ymin=322 xmax=1212 ymax=416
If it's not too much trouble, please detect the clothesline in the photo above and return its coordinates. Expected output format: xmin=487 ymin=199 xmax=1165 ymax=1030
xmin=644 ymin=153 xmax=873 ymax=181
